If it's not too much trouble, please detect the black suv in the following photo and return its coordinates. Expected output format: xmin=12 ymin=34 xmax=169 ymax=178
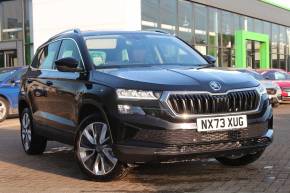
xmin=19 ymin=29 xmax=273 ymax=181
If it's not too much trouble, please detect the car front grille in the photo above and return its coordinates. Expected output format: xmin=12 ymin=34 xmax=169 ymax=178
xmin=166 ymin=90 xmax=260 ymax=116
xmin=266 ymin=88 xmax=277 ymax=95
xmin=133 ymin=126 xmax=267 ymax=145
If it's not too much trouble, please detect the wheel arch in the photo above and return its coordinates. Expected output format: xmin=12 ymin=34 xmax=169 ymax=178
xmin=0 ymin=93 xmax=11 ymax=107
xmin=18 ymin=98 xmax=30 ymax=117
xmin=78 ymin=99 xmax=108 ymax=123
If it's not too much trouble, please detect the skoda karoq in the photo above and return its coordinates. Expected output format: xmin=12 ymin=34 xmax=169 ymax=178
xmin=19 ymin=30 xmax=273 ymax=181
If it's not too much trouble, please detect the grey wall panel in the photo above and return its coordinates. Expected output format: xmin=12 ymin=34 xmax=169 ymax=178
xmin=190 ymin=0 xmax=290 ymax=26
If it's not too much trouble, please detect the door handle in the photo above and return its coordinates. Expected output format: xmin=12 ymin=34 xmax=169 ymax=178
xmin=46 ymin=81 xmax=53 ymax=86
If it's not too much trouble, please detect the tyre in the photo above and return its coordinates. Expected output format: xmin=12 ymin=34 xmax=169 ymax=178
xmin=75 ymin=114 xmax=128 ymax=181
xmin=20 ymin=108 xmax=47 ymax=155
xmin=215 ymin=149 xmax=265 ymax=166
xmin=0 ymin=97 xmax=8 ymax=122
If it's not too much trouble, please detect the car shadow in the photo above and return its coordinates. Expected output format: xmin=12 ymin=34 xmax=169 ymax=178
xmin=0 ymin=127 xmax=266 ymax=186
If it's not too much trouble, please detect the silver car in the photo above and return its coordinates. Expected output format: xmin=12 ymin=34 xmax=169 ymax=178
xmin=237 ymin=69 xmax=282 ymax=107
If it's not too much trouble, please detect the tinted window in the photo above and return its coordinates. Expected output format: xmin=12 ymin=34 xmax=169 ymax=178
xmin=57 ymin=39 xmax=83 ymax=69
xmin=85 ymin=34 xmax=207 ymax=68
xmin=273 ymin=72 xmax=290 ymax=80
xmin=32 ymin=41 xmax=60 ymax=69
xmin=0 ymin=68 xmax=15 ymax=82
xmin=263 ymin=71 xmax=290 ymax=80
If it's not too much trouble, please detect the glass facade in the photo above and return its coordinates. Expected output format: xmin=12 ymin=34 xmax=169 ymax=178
xmin=141 ymin=0 xmax=290 ymax=71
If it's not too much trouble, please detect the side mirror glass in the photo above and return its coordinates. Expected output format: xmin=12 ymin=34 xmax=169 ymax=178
xmin=55 ymin=57 xmax=80 ymax=72
xmin=204 ymin=55 xmax=217 ymax=66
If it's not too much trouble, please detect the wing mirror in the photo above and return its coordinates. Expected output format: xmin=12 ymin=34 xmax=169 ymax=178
xmin=55 ymin=57 xmax=81 ymax=72
xmin=204 ymin=55 xmax=217 ymax=67
xmin=204 ymin=55 xmax=216 ymax=64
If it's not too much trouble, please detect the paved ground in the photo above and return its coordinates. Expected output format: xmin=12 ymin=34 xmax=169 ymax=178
xmin=0 ymin=105 xmax=289 ymax=193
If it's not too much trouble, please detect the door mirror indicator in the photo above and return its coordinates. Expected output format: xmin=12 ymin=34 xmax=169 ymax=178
xmin=55 ymin=57 xmax=81 ymax=72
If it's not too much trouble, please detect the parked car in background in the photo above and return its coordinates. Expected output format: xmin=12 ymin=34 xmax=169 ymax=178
xmin=0 ymin=67 xmax=27 ymax=122
xmin=236 ymin=69 xmax=282 ymax=107
xmin=257 ymin=69 xmax=290 ymax=102
xmin=19 ymin=30 xmax=273 ymax=181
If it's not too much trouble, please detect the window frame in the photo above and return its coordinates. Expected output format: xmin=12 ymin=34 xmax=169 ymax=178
xmin=30 ymin=38 xmax=85 ymax=71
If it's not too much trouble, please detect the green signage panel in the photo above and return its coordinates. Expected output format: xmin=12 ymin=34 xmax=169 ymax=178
xmin=261 ymin=0 xmax=290 ymax=11
xmin=235 ymin=30 xmax=270 ymax=69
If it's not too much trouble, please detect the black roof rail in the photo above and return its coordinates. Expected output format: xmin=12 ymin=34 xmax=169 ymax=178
xmin=48 ymin=28 xmax=81 ymax=41
xmin=144 ymin=28 xmax=171 ymax=35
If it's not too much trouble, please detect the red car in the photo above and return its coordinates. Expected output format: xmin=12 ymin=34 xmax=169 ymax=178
xmin=257 ymin=69 xmax=290 ymax=102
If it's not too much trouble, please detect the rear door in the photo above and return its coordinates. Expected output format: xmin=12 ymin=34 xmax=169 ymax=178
xmin=26 ymin=40 xmax=61 ymax=134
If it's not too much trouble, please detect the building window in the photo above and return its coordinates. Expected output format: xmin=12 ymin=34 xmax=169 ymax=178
xmin=194 ymin=4 xmax=207 ymax=55
xmin=208 ymin=8 xmax=219 ymax=65
xmin=141 ymin=0 xmax=160 ymax=30
xmin=0 ymin=0 xmax=23 ymax=41
xmin=141 ymin=0 xmax=290 ymax=71
xmin=160 ymin=0 xmax=177 ymax=34
xmin=177 ymin=0 xmax=193 ymax=45
xmin=272 ymin=24 xmax=279 ymax=68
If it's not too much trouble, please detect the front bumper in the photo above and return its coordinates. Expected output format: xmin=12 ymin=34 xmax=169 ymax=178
xmin=112 ymin=97 xmax=273 ymax=163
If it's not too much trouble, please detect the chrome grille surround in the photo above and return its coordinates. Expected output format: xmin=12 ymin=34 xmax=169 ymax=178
xmin=160 ymin=87 xmax=262 ymax=119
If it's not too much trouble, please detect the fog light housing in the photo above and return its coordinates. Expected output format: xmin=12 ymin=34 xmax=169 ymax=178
xmin=117 ymin=105 xmax=145 ymax=115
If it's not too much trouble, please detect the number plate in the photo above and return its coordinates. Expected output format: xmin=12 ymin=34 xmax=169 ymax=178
xmin=288 ymin=92 xmax=290 ymax=96
xmin=197 ymin=115 xmax=247 ymax=132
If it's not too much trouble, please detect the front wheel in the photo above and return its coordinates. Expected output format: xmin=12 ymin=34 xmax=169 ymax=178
xmin=215 ymin=149 xmax=265 ymax=166
xmin=75 ymin=114 xmax=128 ymax=181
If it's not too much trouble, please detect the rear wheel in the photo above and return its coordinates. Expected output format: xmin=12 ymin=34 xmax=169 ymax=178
xmin=75 ymin=114 xmax=128 ymax=181
xmin=216 ymin=149 xmax=265 ymax=166
xmin=0 ymin=97 xmax=8 ymax=122
xmin=20 ymin=108 xmax=47 ymax=154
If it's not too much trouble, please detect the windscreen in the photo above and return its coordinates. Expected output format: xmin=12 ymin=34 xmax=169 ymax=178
xmin=85 ymin=34 xmax=208 ymax=68
xmin=0 ymin=69 xmax=15 ymax=82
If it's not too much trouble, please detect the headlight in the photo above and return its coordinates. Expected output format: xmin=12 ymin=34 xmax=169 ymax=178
xmin=257 ymin=84 xmax=267 ymax=95
xmin=116 ymin=89 xmax=161 ymax=100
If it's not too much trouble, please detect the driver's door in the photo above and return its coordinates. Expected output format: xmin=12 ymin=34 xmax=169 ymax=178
xmin=46 ymin=39 xmax=86 ymax=142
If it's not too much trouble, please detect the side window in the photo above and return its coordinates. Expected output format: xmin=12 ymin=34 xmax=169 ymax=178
xmin=274 ymin=72 xmax=286 ymax=80
xmin=31 ymin=41 xmax=60 ymax=69
xmin=57 ymin=39 xmax=83 ymax=69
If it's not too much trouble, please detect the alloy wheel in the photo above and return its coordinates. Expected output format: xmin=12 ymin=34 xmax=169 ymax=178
xmin=0 ymin=100 xmax=7 ymax=120
xmin=21 ymin=112 xmax=32 ymax=151
xmin=78 ymin=122 xmax=118 ymax=176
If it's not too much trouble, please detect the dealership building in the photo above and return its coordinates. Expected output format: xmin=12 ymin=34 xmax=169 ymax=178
xmin=0 ymin=0 xmax=289 ymax=71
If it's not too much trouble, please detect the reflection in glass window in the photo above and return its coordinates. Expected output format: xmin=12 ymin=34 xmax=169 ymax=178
xmin=0 ymin=0 xmax=23 ymax=41
xmin=272 ymin=24 xmax=279 ymax=54
xmin=178 ymin=0 xmax=193 ymax=44
xmin=38 ymin=41 xmax=60 ymax=69
xmin=141 ymin=0 xmax=159 ymax=30
xmin=208 ymin=8 xmax=219 ymax=48
xmin=194 ymin=4 xmax=207 ymax=45
xmin=272 ymin=54 xmax=278 ymax=68
xmin=263 ymin=21 xmax=271 ymax=35
xmin=160 ymin=0 xmax=177 ymax=34
xmin=254 ymin=19 xmax=263 ymax=33
xmin=221 ymin=11 xmax=234 ymax=48
xmin=279 ymin=26 xmax=286 ymax=55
